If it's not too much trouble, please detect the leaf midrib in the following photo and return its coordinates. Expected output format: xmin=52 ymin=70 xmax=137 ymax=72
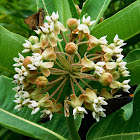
xmin=94 ymin=132 xmax=140 ymax=140
xmin=0 ymin=108 xmax=67 ymax=140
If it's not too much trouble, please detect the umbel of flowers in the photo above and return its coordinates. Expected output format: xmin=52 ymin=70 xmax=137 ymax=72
xmin=13 ymin=11 xmax=130 ymax=122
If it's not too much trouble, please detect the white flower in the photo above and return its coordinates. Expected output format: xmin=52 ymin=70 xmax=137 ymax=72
xmin=92 ymin=110 xmax=106 ymax=122
xmin=40 ymin=110 xmax=53 ymax=120
xmin=22 ymin=98 xmax=30 ymax=105
xmin=94 ymin=62 xmax=105 ymax=76
xmin=45 ymin=12 xmax=67 ymax=35
xmin=40 ymin=22 xmax=50 ymax=33
xmin=14 ymin=66 xmax=28 ymax=84
xmin=82 ymin=15 xmax=96 ymax=26
xmin=81 ymin=57 xmax=105 ymax=76
xmin=14 ymin=97 xmax=22 ymax=104
xmin=122 ymin=70 xmax=130 ymax=77
xmin=99 ymin=36 xmax=108 ymax=45
xmin=116 ymin=54 xmax=124 ymax=62
xmin=14 ymin=104 xmax=22 ymax=111
xmin=122 ymin=79 xmax=131 ymax=93
xmin=28 ymin=100 xmax=39 ymax=108
xmin=117 ymin=61 xmax=128 ymax=73
xmin=34 ymin=29 xmax=42 ymax=34
xmin=40 ymin=22 xmax=55 ymax=33
xmin=78 ymin=24 xmax=90 ymax=34
xmin=12 ymin=85 xmax=21 ymax=92
xmin=101 ymin=45 xmax=123 ymax=57
xmin=77 ymin=15 xmax=96 ymax=34
xmin=22 ymin=40 xmax=32 ymax=53
xmin=73 ymin=106 xmax=88 ymax=119
xmin=113 ymin=34 xmax=127 ymax=47
xmin=93 ymin=97 xmax=108 ymax=112
xmin=28 ymin=100 xmax=40 ymax=114
xmin=13 ymin=53 xmax=24 ymax=67
xmin=51 ymin=11 xmax=59 ymax=21
xmin=22 ymin=91 xmax=30 ymax=98
xmin=27 ymin=53 xmax=43 ymax=70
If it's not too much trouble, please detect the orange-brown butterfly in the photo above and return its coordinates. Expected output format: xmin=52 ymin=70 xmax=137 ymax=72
xmin=24 ymin=8 xmax=45 ymax=30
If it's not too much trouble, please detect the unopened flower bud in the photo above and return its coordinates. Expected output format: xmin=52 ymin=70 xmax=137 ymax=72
xmin=35 ymin=76 xmax=48 ymax=88
xmin=29 ymin=36 xmax=39 ymax=44
xmin=65 ymin=42 xmax=78 ymax=55
xmin=23 ymin=56 xmax=31 ymax=68
xmin=99 ymin=72 xmax=113 ymax=86
xmin=67 ymin=18 xmax=78 ymax=31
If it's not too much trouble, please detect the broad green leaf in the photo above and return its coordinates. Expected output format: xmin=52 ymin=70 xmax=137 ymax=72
xmin=123 ymin=49 xmax=140 ymax=85
xmin=91 ymin=0 xmax=140 ymax=43
xmin=124 ymin=49 xmax=140 ymax=63
xmin=80 ymin=0 xmax=111 ymax=28
xmin=127 ymin=65 xmax=140 ymax=85
xmin=0 ymin=25 xmax=25 ymax=74
xmin=67 ymin=0 xmax=78 ymax=18
xmin=122 ymin=85 xmax=140 ymax=120
xmin=87 ymin=86 xmax=140 ymax=140
xmin=0 ymin=76 xmax=69 ymax=140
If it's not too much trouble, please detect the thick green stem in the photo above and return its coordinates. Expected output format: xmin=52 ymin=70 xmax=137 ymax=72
xmin=66 ymin=112 xmax=81 ymax=140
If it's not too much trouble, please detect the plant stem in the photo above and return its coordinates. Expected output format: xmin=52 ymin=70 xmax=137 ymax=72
xmin=49 ymin=68 xmax=68 ymax=73
xmin=77 ymin=41 xmax=90 ymax=46
xmin=70 ymin=77 xmax=75 ymax=95
xmin=58 ymin=41 xmax=64 ymax=52
xmin=72 ymin=77 xmax=86 ymax=94
xmin=60 ymin=30 xmax=67 ymax=44
xmin=56 ymin=53 xmax=70 ymax=69
xmin=75 ymin=52 xmax=81 ymax=63
xmin=66 ymin=110 xmax=81 ymax=140
xmin=55 ymin=52 xmax=74 ymax=63
xmin=48 ymin=77 xmax=68 ymax=100
xmin=48 ymin=76 xmax=64 ymax=85
xmin=56 ymin=83 xmax=65 ymax=102
xmin=54 ymin=60 xmax=66 ymax=70
xmin=80 ymin=79 xmax=94 ymax=90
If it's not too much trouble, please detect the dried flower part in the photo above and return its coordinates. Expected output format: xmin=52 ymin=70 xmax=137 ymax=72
xmin=12 ymin=9 xmax=131 ymax=122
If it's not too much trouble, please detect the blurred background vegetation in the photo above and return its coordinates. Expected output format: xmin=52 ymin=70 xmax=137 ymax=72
xmin=0 ymin=0 xmax=139 ymax=139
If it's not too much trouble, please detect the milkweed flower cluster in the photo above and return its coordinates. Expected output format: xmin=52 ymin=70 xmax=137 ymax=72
xmin=13 ymin=11 xmax=131 ymax=122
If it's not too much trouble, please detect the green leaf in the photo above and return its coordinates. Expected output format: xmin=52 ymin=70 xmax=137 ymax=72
xmin=91 ymin=0 xmax=140 ymax=43
xmin=80 ymin=0 xmax=111 ymax=28
xmin=123 ymin=49 xmax=140 ymax=85
xmin=87 ymin=86 xmax=140 ymax=140
xmin=127 ymin=65 xmax=140 ymax=85
xmin=0 ymin=76 xmax=70 ymax=140
xmin=67 ymin=0 xmax=78 ymax=18
xmin=124 ymin=49 xmax=140 ymax=63
xmin=122 ymin=85 xmax=140 ymax=120
xmin=0 ymin=25 xmax=25 ymax=74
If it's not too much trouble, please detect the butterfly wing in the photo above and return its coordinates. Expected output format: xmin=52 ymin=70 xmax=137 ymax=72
xmin=24 ymin=12 xmax=39 ymax=30
xmin=39 ymin=8 xmax=45 ymax=27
